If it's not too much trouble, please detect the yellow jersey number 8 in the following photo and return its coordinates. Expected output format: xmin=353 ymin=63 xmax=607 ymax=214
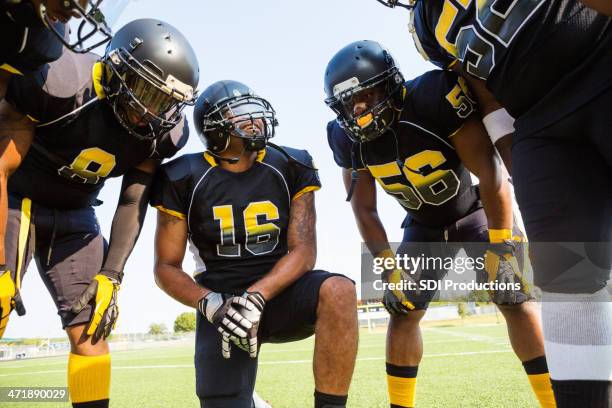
xmin=60 ymin=147 xmax=117 ymax=184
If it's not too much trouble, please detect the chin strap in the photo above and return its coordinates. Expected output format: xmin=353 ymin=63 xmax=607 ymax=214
xmin=345 ymin=141 xmax=362 ymax=202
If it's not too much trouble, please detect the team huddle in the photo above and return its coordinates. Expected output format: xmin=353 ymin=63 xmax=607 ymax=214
xmin=0 ymin=1 xmax=610 ymax=408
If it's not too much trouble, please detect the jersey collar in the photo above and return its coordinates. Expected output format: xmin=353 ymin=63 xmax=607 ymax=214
xmin=203 ymin=149 xmax=267 ymax=167
xmin=92 ymin=61 xmax=107 ymax=100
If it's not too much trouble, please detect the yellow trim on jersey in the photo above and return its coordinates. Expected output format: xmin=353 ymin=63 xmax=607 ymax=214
xmin=0 ymin=64 xmax=23 ymax=75
xmin=448 ymin=122 xmax=465 ymax=138
xmin=203 ymin=151 xmax=218 ymax=167
xmin=92 ymin=62 xmax=106 ymax=100
xmin=155 ymin=205 xmax=186 ymax=220
xmin=292 ymin=185 xmax=320 ymax=201
xmin=26 ymin=115 xmax=40 ymax=123
xmin=448 ymin=59 xmax=459 ymax=69
xmin=15 ymin=198 xmax=32 ymax=291
xmin=256 ymin=149 xmax=266 ymax=162
xmin=203 ymin=149 xmax=267 ymax=167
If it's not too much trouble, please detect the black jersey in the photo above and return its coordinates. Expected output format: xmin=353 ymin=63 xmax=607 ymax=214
xmin=5 ymin=49 xmax=189 ymax=209
xmin=327 ymin=70 xmax=480 ymax=227
xmin=411 ymin=0 xmax=612 ymax=132
xmin=151 ymin=147 xmax=321 ymax=294
xmin=0 ymin=0 xmax=64 ymax=75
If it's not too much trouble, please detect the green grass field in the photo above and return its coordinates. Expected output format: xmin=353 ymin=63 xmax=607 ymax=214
xmin=0 ymin=317 xmax=540 ymax=407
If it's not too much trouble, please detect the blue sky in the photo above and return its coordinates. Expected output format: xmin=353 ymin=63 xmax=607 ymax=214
xmin=5 ymin=0 xmax=438 ymax=338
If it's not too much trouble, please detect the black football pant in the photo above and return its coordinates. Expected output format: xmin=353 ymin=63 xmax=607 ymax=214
xmin=5 ymin=194 xmax=106 ymax=328
xmin=513 ymin=85 xmax=612 ymax=294
xmin=194 ymin=270 xmax=350 ymax=408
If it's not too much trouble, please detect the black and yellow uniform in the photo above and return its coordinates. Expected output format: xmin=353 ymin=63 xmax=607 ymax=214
xmin=411 ymin=0 xmax=611 ymax=131
xmin=0 ymin=0 xmax=64 ymax=75
xmin=411 ymin=0 xmax=612 ymax=293
xmin=151 ymin=147 xmax=344 ymax=408
xmin=4 ymin=49 xmax=188 ymax=327
xmin=328 ymin=69 xmax=503 ymax=308
xmin=329 ymin=70 xmax=480 ymax=228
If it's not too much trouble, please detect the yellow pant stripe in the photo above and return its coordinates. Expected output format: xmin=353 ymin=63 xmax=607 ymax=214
xmin=0 ymin=63 xmax=22 ymax=75
xmin=528 ymin=373 xmax=557 ymax=408
xmin=387 ymin=374 xmax=416 ymax=407
xmin=68 ymin=353 xmax=111 ymax=403
xmin=15 ymin=198 xmax=31 ymax=291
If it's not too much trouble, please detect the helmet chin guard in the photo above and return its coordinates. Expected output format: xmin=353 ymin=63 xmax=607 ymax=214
xmin=40 ymin=0 xmax=130 ymax=53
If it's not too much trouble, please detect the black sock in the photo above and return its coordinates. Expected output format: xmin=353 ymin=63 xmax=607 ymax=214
xmin=314 ymin=390 xmax=348 ymax=408
xmin=551 ymin=379 xmax=611 ymax=408
xmin=73 ymin=399 xmax=109 ymax=408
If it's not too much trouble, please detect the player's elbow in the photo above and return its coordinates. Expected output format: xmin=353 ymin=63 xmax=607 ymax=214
xmin=153 ymin=261 xmax=175 ymax=292
xmin=353 ymin=203 xmax=378 ymax=222
xmin=477 ymin=162 xmax=505 ymax=193
xmin=293 ymin=244 xmax=317 ymax=272
xmin=0 ymin=154 xmax=22 ymax=178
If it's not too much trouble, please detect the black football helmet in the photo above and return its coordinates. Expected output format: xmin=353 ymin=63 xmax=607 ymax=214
xmin=375 ymin=0 xmax=417 ymax=9
xmin=101 ymin=18 xmax=199 ymax=140
xmin=40 ymin=0 xmax=129 ymax=53
xmin=324 ymin=40 xmax=404 ymax=143
xmin=194 ymin=80 xmax=277 ymax=154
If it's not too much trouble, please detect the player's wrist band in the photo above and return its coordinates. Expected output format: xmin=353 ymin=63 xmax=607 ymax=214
xmin=482 ymin=108 xmax=514 ymax=144
xmin=99 ymin=268 xmax=124 ymax=284
xmin=488 ymin=228 xmax=513 ymax=244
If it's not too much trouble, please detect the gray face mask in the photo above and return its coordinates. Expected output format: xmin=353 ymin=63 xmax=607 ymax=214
xmin=222 ymin=99 xmax=277 ymax=150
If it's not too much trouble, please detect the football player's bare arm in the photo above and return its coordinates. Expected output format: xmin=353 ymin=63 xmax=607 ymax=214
xmin=154 ymin=211 xmax=209 ymax=308
xmin=450 ymin=63 xmax=513 ymax=172
xmin=580 ymin=0 xmax=612 ymax=15
xmin=247 ymin=191 xmax=317 ymax=301
xmin=0 ymin=100 xmax=34 ymax=265
xmin=343 ymin=168 xmax=390 ymax=256
xmin=101 ymin=159 xmax=159 ymax=279
xmin=451 ymin=116 xmax=512 ymax=230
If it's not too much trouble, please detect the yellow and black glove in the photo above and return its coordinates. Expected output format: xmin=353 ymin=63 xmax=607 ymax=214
xmin=0 ymin=266 xmax=26 ymax=339
xmin=377 ymin=249 xmax=416 ymax=315
xmin=71 ymin=269 xmax=122 ymax=343
xmin=485 ymin=229 xmax=531 ymax=305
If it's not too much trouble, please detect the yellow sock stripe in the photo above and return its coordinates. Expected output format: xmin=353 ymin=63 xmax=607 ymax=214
xmin=387 ymin=374 xmax=416 ymax=407
xmin=68 ymin=353 xmax=111 ymax=403
xmin=488 ymin=228 xmax=512 ymax=243
xmin=15 ymin=198 xmax=31 ymax=290
xmin=527 ymin=373 xmax=556 ymax=408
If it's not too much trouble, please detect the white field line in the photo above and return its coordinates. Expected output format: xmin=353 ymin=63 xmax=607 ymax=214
xmin=427 ymin=327 xmax=510 ymax=346
xmin=0 ymin=349 xmax=512 ymax=378
xmin=0 ymin=336 xmax=510 ymax=369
